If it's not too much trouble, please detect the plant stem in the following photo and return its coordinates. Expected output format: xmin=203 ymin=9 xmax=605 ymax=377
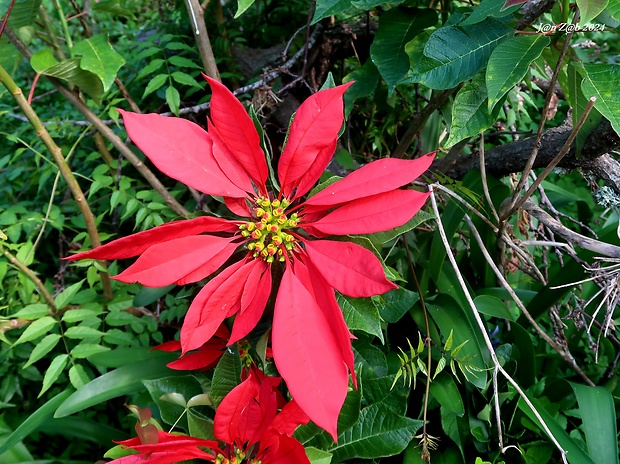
xmin=184 ymin=0 xmax=221 ymax=81
xmin=1 ymin=246 xmax=57 ymax=314
xmin=51 ymin=0 xmax=74 ymax=54
xmin=0 ymin=63 xmax=113 ymax=300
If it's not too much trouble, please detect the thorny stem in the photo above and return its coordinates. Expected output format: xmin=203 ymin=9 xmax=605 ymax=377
xmin=0 ymin=63 xmax=114 ymax=301
xmin=403 ymin=239 xmax=433 ymax=462
xmin=429 ymin=186 xmax=570 ymax=463
xmin=4 ymin=26 xmax=190 ymax=218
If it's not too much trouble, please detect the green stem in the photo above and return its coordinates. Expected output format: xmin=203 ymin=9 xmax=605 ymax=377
xmin=39 ymin=4 xmax=67 ymax=60
xmin=51 ymin=0 xmax=73 ymax=54
xmin=0 ymin=63 xmax=113 ymax=300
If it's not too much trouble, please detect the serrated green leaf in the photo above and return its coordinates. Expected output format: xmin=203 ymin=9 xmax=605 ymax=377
xmin=54 ymin=351 xmax=178 ymax=417
xmin=14 ymin=316 xmax=56 ymax=345
xmin=73 ymin=34 xmax=125 ymax=92
xmin=580 ymin=63 xmax=620 ymax=137
xmin=337 ymin=294 xmax=384 ymax=342
xmin=70 ymin=343 xmax=110 ymax=358
xmin=0 ymin=389 xmax=73 ymax=455
xmin=142 ymin=74 xmax=168 ymax=98
xmin=328 ymin=403 xmax=423 ymax=460
xmin=407 ymin=18 xmax=513 ymax=90
xmin=570 ymin=382 xmax=618 ymax=464
xmin=23 ymin=334 xmax=61 ymax=368
xmin=446 ymin=71 xmax=498 ymax=147
xmin=486 ymin=34 xmax=550 ymax=112
xmin=39 ymin=354 xmax=69 ymax=397
xmin=210 ymin=347 xmax=242 ymax=407
xmin=55 ymin=280 xmax=85 ymax=309
xmin=577 ymin=0 xmax=609 ymax=24
xmin=370 ymin=8 xmax=437 ymax=92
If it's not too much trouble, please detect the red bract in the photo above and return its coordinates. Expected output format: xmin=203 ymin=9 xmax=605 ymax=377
xmin=66 ymin=77 xmax=434 ymax=438
xmin=213 ymin=368 xmax=310 ymax=463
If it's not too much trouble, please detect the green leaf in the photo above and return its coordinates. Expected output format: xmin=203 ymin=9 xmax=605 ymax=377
xmin=337 ymin=294 xmax=384 ymax=342
xmin=567 ymin=63 xmax=602 ymax=155
xmin=570 ymin=383 xmax=618 ymax=464
xmin=0 ymin=389 xmax=73 ymax=455
xmin=407 ymin=18 xmax=513 ymax=90
xmin=0 ymin=0 xmax=41 ymax=28
xmin=72 ymin=34 xmax=125 ymax=92
xmin=9 ymin=303 xmax=49 ymax=320
xmin=607 ymin=0 xmax=620 ymax=21
xmin=87 ymin=346 xmax=154 ymax=368
xmin=577 ymin=0 xmax=609 ymax=24
xmin=63 ymin=326 xmax=103 ymax=340
xmin=306 ymin=447 xmax=333 ymax=464
xmin=168 ymin=55 xmax=203 ymax=69
xmin=54 ymin=351 xmax=178 ymax=417
xmin=143 ymin=376 xmax=204 ymax=429
xmin=461 ymin=0 xmax=523 ymax=25
xmin=486 ymin=34 xmax=550 ymax=112
xmin=210 ymin=347 xmax=242 ymax=407
xmin=473 ymin=294 xmax=515 ymax=321
xmin=580 ymin=63 xmax=620 ymax=137
xmin=62 ymin=308 xmax=103 ymax=323
xmin=142 ymin=73 xmax=168 ymax=98
xmin=137 ymin=58 xmax=165 ymax=80
xmin=343 ymin=60 xmax=380 ymax=116
xmin=30 ymin=51 xmax=103 ymax=104
xmin=55 ymin=279 xmax=85 ymax=309
xmin=312 ymin=0 xmax=352 ymax=24
xmin=14 ymin=316 xmax=56 ymax=345
xmin=70 ymin=343 xmax=110 ymax=358
xmin=23 ymin=334 xmax=61 ymax=368
xmin=188 ymin=409 xmax=215 ymax=440
xmin=328 ymin=403 xmax=423 ymax=460
xmin=68 ymin=364 xmax=91 ymax=389
xmin=369 ymin=8 xmax=437 ymax=92
xmin=374 ymin=287 xmax=419 ymax=323
xmin=235 ymin=0 xmax=256 ymax=17
xmin=170 ymin=71 xmax=200 ymax=88
xmin=39 ymin=354 xmax=69 ymax=397
xmin=518 ymin=396 xmax=595 ymax=464
xmin=429 ymin=373 xmax=464 ymax=416
xmin=133 ymin=285 xmax=174 ymax=307
xmin=91 ymin=0 xmax=136 ymax=18
xmin=366 ymin=210 xmax=434 ymax=246
xmin=165 ymin=85 xmax=180 ymax=115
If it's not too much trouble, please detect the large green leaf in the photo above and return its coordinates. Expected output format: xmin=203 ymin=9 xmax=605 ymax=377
xmin=143 ymin=375 xmax=205 ymax=429
xmin=407 ymin=18 xmax=513 ymax=90
xmin=0 ymin=0 xmax=41 ymax=28
xmin=486 ymin=34 xmax=550 ymax=112
xmin=306 ymin=447 xmax=332 ymax=464
xmin=312 ymin=0 xmax=353 ymax=24
xmin=570 ymin=383 xmax=618 ymax=464
xmin=579 ymin=63 xmax=620 ymax=137
xmin=338 ymin=294 xmax=384 ymax=342
xmin=0 ymin=37 xmax=23 ymax=75
xmin=73 ymin=34 xmax=125 ymax=92
xmin=374 ymin=287 xmax=419 ymax=323
xmin=577 ymin=0 xmax=609 ymax=24
xmin=54 ymin=351 xmax=177 ymax=417
xmin=369 ymin=8 xmax=437 ymax=92
xmin=0 ymin=389 xmax=74 ymax=455
xmin=607 ymin=0 xmax=620 ymax=21
xmin=30 ymin=49 xmax=103 ymax=103
xmin=518 ymin=396 xmax=595 ymax=464
xmin=445 ymin=72 xmax=497 ymax=147
xmin=343 ymin=60 xmax=380 ymax=115
xmin=328 ymin=403 xmax=423 ymax=460
xmin=566 ymin=63 xmax=602 ymax=155
xmin=473 ymin=294 xmax=515 ymax=321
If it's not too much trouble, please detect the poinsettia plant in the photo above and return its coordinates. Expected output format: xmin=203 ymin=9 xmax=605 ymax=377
xmin=66 ymin=77 xmax=433 ymax=439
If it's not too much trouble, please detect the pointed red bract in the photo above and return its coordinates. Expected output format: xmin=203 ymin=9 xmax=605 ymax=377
xmin=304 ymin=240 xmax=397 ymax=297
xmin=205 ymin=76 xmax=268 ymax=189
xmin=113 ymin=235 xmax=238 ymax=287
xmin=273 ymin=267 xmax=348 ymax=441
xmin=305 ymin=189 xmax=431 ymax=235
xmin=119 ymin=109 xmax=246 ymax=198
xmin=64 ymin=216 xmax=239 ymax=261
xmin=278 ymin=83 xmax=353 ymax=199
xmin=304 ymin=153 xmax=435 ymax=207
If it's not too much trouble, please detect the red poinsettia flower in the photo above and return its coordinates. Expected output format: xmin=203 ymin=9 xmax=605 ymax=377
xmin=213 ymin=367 xmax=310 ymax=463
xmin=152 ymin=323 xmax=229 ymax=371
xmin=66 ymin=77 xmax=434 ymax=439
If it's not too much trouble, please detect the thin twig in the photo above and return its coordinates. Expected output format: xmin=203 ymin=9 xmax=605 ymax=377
xmin=429 ymin=186 xmax=570 ymax=462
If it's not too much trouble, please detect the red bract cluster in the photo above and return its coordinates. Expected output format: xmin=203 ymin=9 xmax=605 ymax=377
xmin=67 ymin=78 xmax=433 ymax=439
xmin=109 ymin=370 xmax=309 ymax=464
